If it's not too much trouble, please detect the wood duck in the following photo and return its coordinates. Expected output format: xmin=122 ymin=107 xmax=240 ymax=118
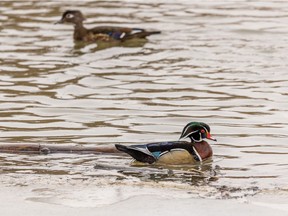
xmin=115 ymin=122 xmax=217 ymax=165
xmin=55 ymin=10 xmax=161 ymax=42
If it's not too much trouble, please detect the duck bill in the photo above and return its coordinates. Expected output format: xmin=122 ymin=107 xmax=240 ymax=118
xmin=206 ymin=133 xmax=217 ymax=141
xmin=54 ymin=19 xmax=64 ymax=24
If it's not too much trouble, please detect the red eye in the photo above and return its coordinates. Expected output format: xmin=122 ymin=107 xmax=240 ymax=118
xmin=201 ymin=129 xmax=205 ymax=133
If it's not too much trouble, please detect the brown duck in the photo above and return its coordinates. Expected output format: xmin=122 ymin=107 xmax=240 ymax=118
xmin=56 ymin=10 xmax=161 ymax=42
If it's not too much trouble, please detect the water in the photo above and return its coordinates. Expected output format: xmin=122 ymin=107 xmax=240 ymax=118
xmin=0 ymin=0 xmax=288 ymax=206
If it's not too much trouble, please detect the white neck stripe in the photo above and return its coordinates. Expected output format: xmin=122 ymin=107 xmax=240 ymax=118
xmin=192 ymin=146 xmax=202 ymax=162
xmin=183 ymin=130 xmax=198 ymax=139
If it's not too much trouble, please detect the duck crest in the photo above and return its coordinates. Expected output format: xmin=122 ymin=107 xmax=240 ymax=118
xmin=60 ymin=10 xmax=86 ymax=24
xmin=179 ymin=122 xmax=213 ymax=142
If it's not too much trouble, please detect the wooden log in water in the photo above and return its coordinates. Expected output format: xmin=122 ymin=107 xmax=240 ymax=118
xmin=0 ymin=143 xmax=120 ymax=154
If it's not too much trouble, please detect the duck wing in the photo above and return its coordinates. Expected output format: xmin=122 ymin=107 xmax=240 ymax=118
xmin=120 ymin=28 xmax=161 ymax=41
xmin=89 ymin=26 xmax=160 ymax=40
xmin=115 ymin=144 xmax=156 ymax=164
xmin=115 ymin=141 xmax=193 ymax=164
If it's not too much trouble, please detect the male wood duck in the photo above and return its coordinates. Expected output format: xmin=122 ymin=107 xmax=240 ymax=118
xmin=115 ymin=122 xmax=217 ymax=165
xmin=55 ymin=10 xmax=161 ymax=42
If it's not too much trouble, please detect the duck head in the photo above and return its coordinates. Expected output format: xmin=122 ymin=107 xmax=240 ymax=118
xmin=179 ymin=122 xmax=217 ymax=143
xmin=55 ymin=10 xmax=86 ymax=25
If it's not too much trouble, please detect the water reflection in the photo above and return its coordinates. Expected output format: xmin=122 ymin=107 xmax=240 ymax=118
xmin=94 ymin=158 xmax=217 ymax=186
xmin=73 ymin=38 xmax=149 ymax=53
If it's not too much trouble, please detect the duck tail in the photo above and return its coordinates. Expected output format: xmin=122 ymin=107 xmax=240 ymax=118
xmin=121 ymin=29 xmax=161 ymax=41
xmin=115 ymin=144 xmax=129 ymax=153
xmin=147 ymin=30 xmax=161 ymax=35
xmin=132 ymin=28 xmax=161 ymax=34
xmin=115 ymin=144 xmax=156 ymax=164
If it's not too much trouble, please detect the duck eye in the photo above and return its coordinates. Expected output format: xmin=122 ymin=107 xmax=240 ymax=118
xmin=200 ymin=129 xmax=205 ymax=133
xmin=66 ymin=13 xmax=74 ymax=19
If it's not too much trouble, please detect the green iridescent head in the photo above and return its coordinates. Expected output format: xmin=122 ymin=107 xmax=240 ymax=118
xmin=179 ymin=122 xmax=216 ymax=143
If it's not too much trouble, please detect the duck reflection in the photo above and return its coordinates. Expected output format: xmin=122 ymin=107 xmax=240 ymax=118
xmin=73 ymin=37 xmax=148 ymax=53
xmin=94 ymin=158 xmax=219 ymax=186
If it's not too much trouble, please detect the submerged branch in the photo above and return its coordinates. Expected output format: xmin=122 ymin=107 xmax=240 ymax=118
xmin=0 ymin=143 xmax=120 ymax=155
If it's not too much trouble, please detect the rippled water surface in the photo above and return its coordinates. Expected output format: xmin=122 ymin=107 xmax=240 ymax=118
xmin=0 ymin=0 xmax=288 ymax=205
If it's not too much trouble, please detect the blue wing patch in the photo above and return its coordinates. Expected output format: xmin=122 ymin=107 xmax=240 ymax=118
xmin=108 ymin=32 xmax=125 ymax=40
xmin=151 ymin=151 xmax=162 ymax=158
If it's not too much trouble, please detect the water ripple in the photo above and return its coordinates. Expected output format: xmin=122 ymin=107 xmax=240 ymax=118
xmin=0 ymin=0 xmax=288 ymax=193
